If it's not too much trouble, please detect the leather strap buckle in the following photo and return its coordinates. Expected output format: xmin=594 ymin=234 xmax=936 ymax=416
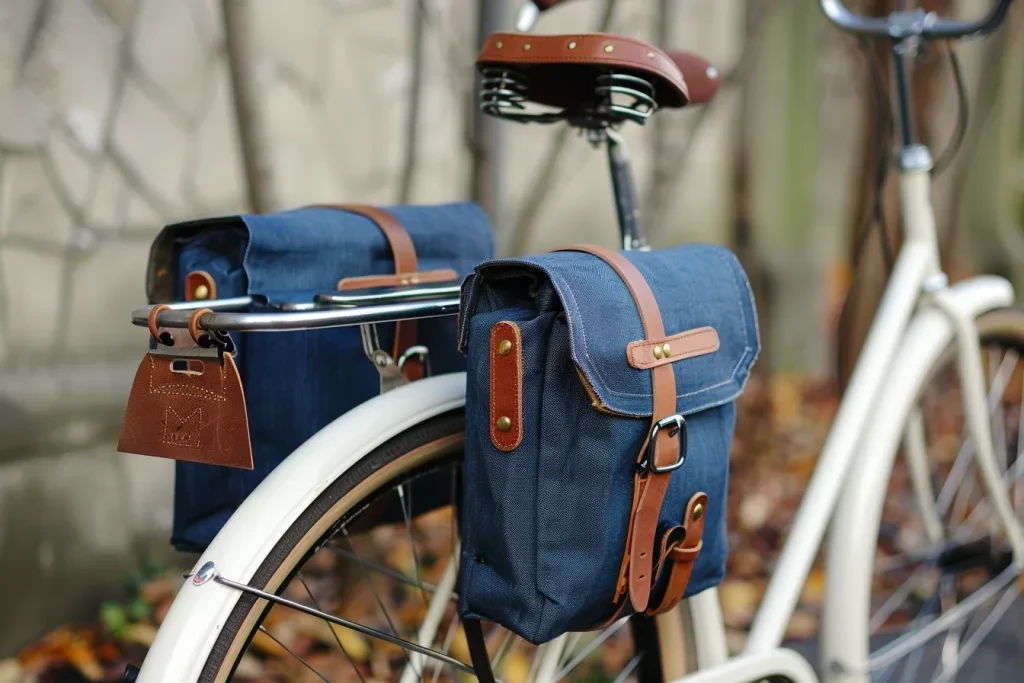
xmin=642 ymin=414 xmax=687 ymax=474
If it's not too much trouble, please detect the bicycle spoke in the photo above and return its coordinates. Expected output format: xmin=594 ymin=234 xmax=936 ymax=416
xmin=554 ymin=617 xmax=630 ymax=681
xmin=326 ymin=544 xmax=441 ymax=594
xmin=932 ymin=584 xmax=1019 ymax=683
xmin=257 ymin=625 xmax=331 ymax=683
xmin=398 ymin=483 xmax=432 ymax=608
xmin=340 ymin=526 xmax=420 ymax=672
xmin=298 ymin=571 xmax=369 ymax=683
xmin=610 ymin=653 xmax=643 ymax=683
xmin=215 ymin=575 xmax=476 ymax=675
xmin=870 ymin=563 xmax=931 ymax=633
xmin=864 ymin=565 xmax=1019 ymax=672
xmin=428 ymin=614 xmax=461 ymax=683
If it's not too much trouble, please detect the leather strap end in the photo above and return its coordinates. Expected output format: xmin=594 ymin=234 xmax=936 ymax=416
xmin=627 ymin=326 xmax=719 ymax=370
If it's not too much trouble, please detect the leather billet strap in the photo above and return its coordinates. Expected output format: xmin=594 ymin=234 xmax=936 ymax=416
xmin=313 ymin=203 xmax=423 ymax=381
xmin=647 ymin=492 xmax=707 ymax=615
xmin=551 ymin=244 xmax=687 ymax=614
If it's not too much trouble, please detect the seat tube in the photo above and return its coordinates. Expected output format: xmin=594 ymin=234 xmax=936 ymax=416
xmin=604 ymin=129 xmax=648 ymax=251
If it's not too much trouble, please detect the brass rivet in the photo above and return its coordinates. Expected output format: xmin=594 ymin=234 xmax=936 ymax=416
xmin=568 ymin=41 xmax=577 ymax=49
xmin=646 ymin=51 xmax=655 ymax=58
xmin=653 ymin=346 xmax=664 ymax=360
xmin=604 ymin=44 xmax=615 ymax=53
xmin=662 ymin=343 xmax=672 ymax=357
xmin=194 ymin=284 xmax=210 ymax=300
xmin=523 ymin=43 xmax=531 ymax=51
xmin=498 ymin=340 xmax=512 ymax=356
xmin=693 ymin=503 xmax=704 ymax=521
xmin=496 ymin=40 xmax=503 ymax=48
xmin=497 ymin=416 xmax=512 ymax=432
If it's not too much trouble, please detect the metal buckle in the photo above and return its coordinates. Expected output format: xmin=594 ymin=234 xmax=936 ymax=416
xmin=643 ymin=414 xmax=687 ymax=474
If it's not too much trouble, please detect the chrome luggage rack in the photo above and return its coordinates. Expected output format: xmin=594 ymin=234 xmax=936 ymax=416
xmin=132 ymin=284 xmax=463 ymax=392
xmin=131 ymin=283 xmax=463 ymax=334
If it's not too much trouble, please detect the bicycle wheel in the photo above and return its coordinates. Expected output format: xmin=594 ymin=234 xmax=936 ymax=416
xmin=196 ymin=409 xmax=670 ymax=683
xmin=826 ymin=307 xmax=1024 ymax=682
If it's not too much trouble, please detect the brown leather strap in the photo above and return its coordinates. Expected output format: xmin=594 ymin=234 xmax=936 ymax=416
xmin=646 ymin=492 xmax=707 ymax=615
xmin=314 ymin=203 xmax=422 ymax=381
xmin=552 ymin=244 xmax=680 ymax=614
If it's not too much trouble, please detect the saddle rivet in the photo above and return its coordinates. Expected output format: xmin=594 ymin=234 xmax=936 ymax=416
xmin=496 ymin=40 xmax=503 ymax=49
xmin=604 ymin=44 xmax=615 ymax=53
xmin=498 ymin=340 xmax=512 ymax=356
xmin=523 ymin=43 xmax=531 ymax=51
xmin=194 ymin=284 xmax=210 ymax=300
xmin=662 ymin=343 xmax=672 ymax=357
xmin=646 ymin=52 xmax=655 ymax=59
xmin=568 ymin=41 xmax=577 ymax=49
xmin=653 ymin=346 xmax=664 ymax=360
xmin=496 ymin=416 xmax=512 ymax=432
xmin=693 ymin=504 xmax=704 ymax=521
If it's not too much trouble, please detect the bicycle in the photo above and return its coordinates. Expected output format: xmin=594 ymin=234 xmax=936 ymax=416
xmin=124 ymin=1 xmax=1022 ymax=682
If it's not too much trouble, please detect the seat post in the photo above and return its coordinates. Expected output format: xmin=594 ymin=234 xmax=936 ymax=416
xmin=604 ymin=129 xmax=648 ymax=251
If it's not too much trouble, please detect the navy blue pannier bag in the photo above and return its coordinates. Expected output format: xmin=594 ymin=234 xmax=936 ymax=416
xmin=456 ymin=243 xmax=759 ymax=644
xmin=145 ymin=202 xmax=495 ymax=552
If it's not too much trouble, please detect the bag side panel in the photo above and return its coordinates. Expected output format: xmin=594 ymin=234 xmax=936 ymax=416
xmin=458 ymin=305 xmax=556 ymax=643
xmin=534 ymin=312 xmax=645 ymax=638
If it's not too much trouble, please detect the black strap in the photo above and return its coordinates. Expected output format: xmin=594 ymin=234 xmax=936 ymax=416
xmin=463 ymin=618 xmax=497 ymax=683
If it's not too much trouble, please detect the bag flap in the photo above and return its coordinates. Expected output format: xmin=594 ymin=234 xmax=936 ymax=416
xmin=459 ymin=244 xmax=760 ymax=417
xmin=146 ymin=202 xmax=495 ymax=303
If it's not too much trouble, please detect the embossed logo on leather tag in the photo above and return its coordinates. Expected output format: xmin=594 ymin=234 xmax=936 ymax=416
xmin=118 ymin=329 xmax=253 ymax=469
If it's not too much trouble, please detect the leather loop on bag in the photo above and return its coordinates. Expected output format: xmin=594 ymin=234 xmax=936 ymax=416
xmin=148 ymin=304 xmax=171 ymax=342
xmin=551 ymin=244 xmax=681 ymax=614
xmin=188 ymin=308 xmax=214 ymax=345
xmin=314 ymin=203 xmax=424 ymax=381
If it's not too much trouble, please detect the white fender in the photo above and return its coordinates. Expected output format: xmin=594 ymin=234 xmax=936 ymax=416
xmin=821 ymin=275 xmax=1015 ymax=683
xmin=138 ymin=372 xmax=467 ymax=682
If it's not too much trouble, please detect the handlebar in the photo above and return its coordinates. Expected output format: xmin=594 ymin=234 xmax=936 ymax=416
xmin=821 ymin=0 xmax=1014 ymax=39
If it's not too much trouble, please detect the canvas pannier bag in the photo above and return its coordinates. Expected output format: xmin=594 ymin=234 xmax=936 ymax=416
xmin=144 ymin=202 xmax=495 ymax=552
xmin=456 ymin=243 xmax=759 ymax=644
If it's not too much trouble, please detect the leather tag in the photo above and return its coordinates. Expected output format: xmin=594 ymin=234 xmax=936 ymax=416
xmin=489 ymin=321 xmax=523 ymax=452
xmin=117 ymin=332 xmax=253 ymax=469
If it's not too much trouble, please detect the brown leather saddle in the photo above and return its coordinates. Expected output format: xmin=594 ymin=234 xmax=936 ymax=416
xmin=476 ymin=32 xmax=719 ymax=126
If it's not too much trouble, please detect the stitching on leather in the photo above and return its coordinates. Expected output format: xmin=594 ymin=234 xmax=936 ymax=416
xmin=161 ymin=405 xmax=202 ymax=448
xmin=147 ymin=354 xmax=229 ymax=402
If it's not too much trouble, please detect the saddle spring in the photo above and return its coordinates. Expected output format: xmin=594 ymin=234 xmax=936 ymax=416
xmin=479 ymin=67 xmax=535 ymax=121
xmin=479 ymin=67 xmax=658 ymax=129
xmin=591 ymin=73 xmax=657 ymax=126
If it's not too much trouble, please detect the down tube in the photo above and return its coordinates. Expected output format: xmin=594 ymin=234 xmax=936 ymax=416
xmin=744 ymin=242 xmax=935 ymax=653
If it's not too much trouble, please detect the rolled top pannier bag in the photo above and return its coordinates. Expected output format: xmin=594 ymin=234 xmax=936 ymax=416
xmin=145 ymin=202 xmax=495 ymax=551
xmin=456 ymin=243 xmax=759 ymax=644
